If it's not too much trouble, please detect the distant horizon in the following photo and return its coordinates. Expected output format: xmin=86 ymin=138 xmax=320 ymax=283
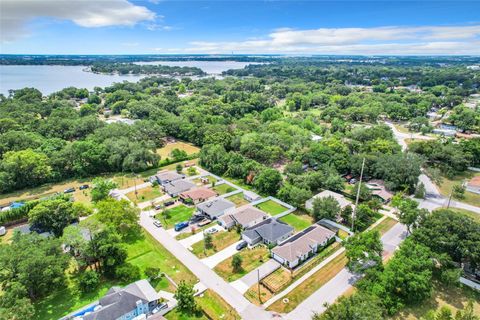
xmin=2 ymin=54 xmax=480 ymax=58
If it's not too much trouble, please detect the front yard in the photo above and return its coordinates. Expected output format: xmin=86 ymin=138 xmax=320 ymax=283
xmin=255 ymin=199 xmax=288 ymax=216
xmin=436 ymin=171 xmax=480 ymax=207
xmin=279 ymin=210 xmax=314 ymax=231
xmin=126 ymin=185 xmax=163 ymax=203
xmin=191 ymin=230 xmax=242 ymax=258
xmin=214 ymin=246 xmax=270 ymax=282
xmin=371 ymin=217 xmax=398 ymax=235
xmin=156 ymin=205 xmax=195 ymax=229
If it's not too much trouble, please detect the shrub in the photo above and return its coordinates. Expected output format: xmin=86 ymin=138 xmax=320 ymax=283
xmin=115 ymin=263 xmax=141 ymax=283
xmin=78 ymin=270 xmax=100 ymax=293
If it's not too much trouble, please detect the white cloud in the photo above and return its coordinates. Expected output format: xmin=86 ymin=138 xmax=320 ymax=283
xmin=184 ymin=25 xmax=480 ymax=55
xmin=1 ymin=0 xmax=155 ymax=42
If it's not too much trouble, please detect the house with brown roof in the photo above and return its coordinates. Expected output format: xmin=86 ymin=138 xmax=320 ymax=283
xmin=179 ymin=187 xmax=218 ymax=204
xmin=271 ymin=225 xmax=336 ymax=269
xmin=366 ymin=179 xmax=393 ymax=203
xmin=218 ymin=206 xmax=269 ymax=229
xmin=466 ymin=176 xmax=480 ymax=194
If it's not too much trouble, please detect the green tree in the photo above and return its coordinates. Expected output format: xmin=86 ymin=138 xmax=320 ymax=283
xmin=311 ymin=196 xmax=341 ymax=221
xmin=232 ymin=254 xmax=243 ymax=273
xmin=86 ymin=228 xmax=128 ymax=277
xmin=145 ymin=267 xmax=162 ymax=280
xmin=277 ymin=183 xmax=312 ymax=208
xmin=204 ymin=233 xmax=213 ymax=250
xmin=91 ymin=178 xmax=118 ymax=202
xmin=452 ymin=184 xmax=466 ymax=200
xmin=313 ymin=292 xmax=384 ymax=320
xmin=96 ymin=199 xmax=140 ymax=239
xmin=415 ymin=182 xmax=426 ymax=199
xmin=253 ymin=168 xmax=283 ymax=195
xmin=78 ymin=270 xmax=100 ymax=293
xmin=374 ymin=153 xmax=423 ymax=193
xmin=174 ymin=281 xmax=197 ymax=314
xmin=345 ymin=231 xmax=383 ymax=273
xmin=176 ymin=163 xmax=183 ymax=173
xmin=28 ymin=198 xmax=79 ymax=237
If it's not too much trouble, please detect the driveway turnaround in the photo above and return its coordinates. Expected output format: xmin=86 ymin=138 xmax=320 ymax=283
xmin=285 ymin=223 xmax=407 ymax=320
xmin=139 ymin=211 xmax=275 ymax=320
xmin=231 ymin=259 xmax=281 ymax=294
xmin=201 ymin=240 xmax=244 ymax=269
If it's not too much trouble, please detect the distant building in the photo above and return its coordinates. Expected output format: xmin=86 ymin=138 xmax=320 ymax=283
xmin=243 ymin=190 xmax=261 ymax=202
xmin=75 ymin=279 xmax=161 ymax=320
xmin=196 ymin=198 xmax=235 ymax=219
xmin=466 ymin=176 xmax=480 ymax=194
xmin=242 ymin=218 xmax=294 ymax=246
xmin=179 ymin=187 xmax=218 ymax=204
xmin=272 ymin=225 xmax=335 ymax=269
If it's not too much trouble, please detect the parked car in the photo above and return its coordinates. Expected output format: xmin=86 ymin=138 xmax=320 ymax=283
xmin=174 ymin=221 xmax=189 ymax=231
xmin=154 ymin=204 xmax=163 ymax=210
xmin=164 ymin=200 xmax=175 ymax=207
xmin=190 ymin=214 xmax=206 ymax=223
xmin=198 ymin=219 xmax=211 ymax=227
xmin=205 ymin=227 xmax=218 ymax=235
xmin=152 ymin=303 xmax=168 ymax=314
xmin=79 ymin=184 xmax=89 ymax=190
xmin=153 ymin=220 xmax=162 ymax=228
xmin=64 ymin=187 xmax=75 ymax=193
xmin=236 ymin=241 xmax=248 ymax=250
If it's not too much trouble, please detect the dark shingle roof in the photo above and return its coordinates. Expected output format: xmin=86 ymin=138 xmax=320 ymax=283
xmin=243 ymin=218 xmax=293 ymax=243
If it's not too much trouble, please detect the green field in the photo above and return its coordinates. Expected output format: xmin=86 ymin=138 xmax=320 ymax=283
xmin=212 ymin=183 xmax=237 ymax=195
xmin=191 ymin=230 xmax=241 ymax=258
xmin=436 ymin=171 xmax=480 ymax=207
xmin=279 ymin=211 xmax=314 ymax=231
xmin=255 ymin=199 xmax=288 ymax=216
xmin=126 ymin=185 xmax=163 ymax=203
xmin=156 ymin=205 xmax=195 ymax=229
xmin=225 ymin=192 xmax=249 ymax=207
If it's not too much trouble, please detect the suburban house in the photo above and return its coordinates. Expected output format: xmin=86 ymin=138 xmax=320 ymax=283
xmin=366 ymin=179 xmax=393 ymax=203
xmin=218 ymin=206 xmax=269 ymax=229
xmin=179 ymin=187 xmax=218 ymax=204
xmin=196 ymin=198 xmax=235 ymax=219
xmin=305 ymin=190 xmax=352 ymax=211
xmin=466 ymin=176 xmax=480 ymax=194
xmin=78 ymin=279 xmax=161 ymax=320
xmin=151 ymin=171 xmax=184 ymax=185
xmin=271 ymin=225 xmax=336 ymax=269
xmin=242 ymin=218 xmax=294 ymax=246
xmin=243 ymin=190 xmax=262 ymax=202
xmin=163 ymin=180 xmax=195 ymax=197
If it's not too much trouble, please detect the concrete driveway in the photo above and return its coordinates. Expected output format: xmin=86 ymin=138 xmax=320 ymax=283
xmin=231 ymin=259 xmax=281 ymax=294
xmin=201 ymin=240 xmax=244 ymax=269
xmin=179 ymin=225 xmax=223 ymax=248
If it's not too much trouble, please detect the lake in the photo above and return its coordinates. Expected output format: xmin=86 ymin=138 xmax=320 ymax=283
xmin=0 ymin=61 xmax=258 ymax=96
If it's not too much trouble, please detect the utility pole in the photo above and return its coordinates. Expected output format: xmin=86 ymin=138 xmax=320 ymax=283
xmin=447 ymin=190 xmax=453 ymax=209
xmin=257 ymin=269 xmax=261 ymax=304
xmin=352 ymin=158 xmax=365 ymax=231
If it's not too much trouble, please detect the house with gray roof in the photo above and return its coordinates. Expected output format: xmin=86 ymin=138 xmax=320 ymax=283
xmin=196 ymin=197 xmax=235 ymax=219
xmin=272 ymin=225 xmax=335 ymax=269
xmin=151 ymin=171 xmax=185 ymax=185
xmin=163 ymin=179 xmax=195 ymax=197
xmin=242 ymin=218 xmax=294 ymax=246
xmin=218 ymin=206 xmax=268 ymax=229
xmin=79 ymin=279 xmax=160 ymax=320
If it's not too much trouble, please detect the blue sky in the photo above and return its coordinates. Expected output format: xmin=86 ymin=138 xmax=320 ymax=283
xmin=1 ymin=1 xmax=480 ymax=55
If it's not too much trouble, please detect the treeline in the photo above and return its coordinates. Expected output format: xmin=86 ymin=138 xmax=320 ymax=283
xmin=90 ymin=63 xmax=206 ymax=76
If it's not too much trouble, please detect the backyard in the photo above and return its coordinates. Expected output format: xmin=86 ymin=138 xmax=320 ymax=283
xmin=193 ymin=175 xmax=218 ymax=185
xmin=212 ymin=183 xmax=237 ymax=195
xmin=279 ymin=210 xmax=314 ymax=231
xmin=225 ymin=192 xmax=249 ymax=207
xmin=191 ymin=230 xmax=242 ymax=258
xmin=156 ymin=205 xmax=195 ymax=229
xmin=255 ymin=199 xmax=288 ymax=216
xmin=214 ymin=246 xmax=270 ymax=282
xmin=126 ymin=185 xmax=163 ymax=203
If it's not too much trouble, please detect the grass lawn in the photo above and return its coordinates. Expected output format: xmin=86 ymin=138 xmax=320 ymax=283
xmin=34 ymin=231 xmax=197 ymax=320
xmin=245 ymin=282 xmax=274 ymax=306
xmin=436 ymin=171 xmax=480 ymax=207
xmin=279 ymin=211 xmax=314 ymax=231
xmin=193 ymin=175 xmax=218 ymax=185
xmin=225 ymin=192 xmax=249 ymax=207
xmin=338 ymin=229 xmax=349 ymax=240
xmin=391 ymin=282 xmax=480 ymax=320
xmin=393 ymin=123 xmax=411 ymax=133
xmin=156 ymin=142 xmax=200 ymax=159
xmin=126 ymin=185 xmax=163 ymax=203
xmin=255 ymin=199 xmax=288 ymax=216
xmin=448 ymin=208 xmax=480 ymax=223
xmin=191 ymin=230 xmax=241 ymax=258
xmin=267 ymin=252 xmax=348 ymax=313
xmin=214 ymin=246 xmax=270 ymax=282
xmin=165 ymin=289 xmax=240 ymax=320
xmin=212 ymin=183 xmax=237 ymax=195
xmin=156 ymin=205 xmax=195 ymax=229
xmin=175 ymin=223 xmax=213 ymax=240
xmin=371 ymin=217 xmax=398 ymax=235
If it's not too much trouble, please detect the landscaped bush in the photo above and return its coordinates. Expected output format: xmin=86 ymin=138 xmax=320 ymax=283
xmin=78 ymin=270 xmax=100 ymax=293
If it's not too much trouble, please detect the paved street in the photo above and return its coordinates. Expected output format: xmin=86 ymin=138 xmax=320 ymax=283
xmin=385 ymin=121 xmax=434 ymax=151
xmin=285 ymin=223 xmax=407 ymax=319
xmin=139 ymin=211 xmax=275 ymax=320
